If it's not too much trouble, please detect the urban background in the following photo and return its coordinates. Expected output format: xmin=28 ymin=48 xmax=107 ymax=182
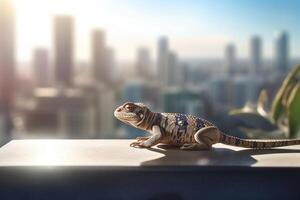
xmin=0 ymin=0 xmax=299 ymax=144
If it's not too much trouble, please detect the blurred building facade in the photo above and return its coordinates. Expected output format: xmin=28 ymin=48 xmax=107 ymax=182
xmin=33 ymin=48 xmax=50 ymax=87
xmin=157 ymin=37 xmax=169 ymax=87
xmin=225 ymin=43 xmax=237 ymax=75
xmin=21 ymin=88 xmax=95 ymax=138
xmin=167 ymin=51 xmax=181 ymax=87
xmin=54 ymin=16 xmax=74 ymax=87
xmin=163 ymin=88 xmax=207 ymax=117
xmin=92 ymin=30 xmax=107 ymax=83
xmin=275 ymin=31 xmax=289 ymax=73
xmin=0 ymin=0 xmax=15 ymax=144
xmin=250 ymin=36 xmax=262 ymax=74
xmin=136 ymin=47 xmax=152 ymax=80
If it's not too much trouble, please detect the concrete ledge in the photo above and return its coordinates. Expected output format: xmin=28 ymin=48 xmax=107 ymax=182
xmin=1 ymin=139 xmax=300 ymax=167
xmin=1 ymin=139 xmax=300 ymax=199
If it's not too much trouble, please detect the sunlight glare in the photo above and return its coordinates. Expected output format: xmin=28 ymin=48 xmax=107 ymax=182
xmin=33 ymin=140 xmax=65 ymax=165
xmin=12 ymin=0 xmax=156 ymax=61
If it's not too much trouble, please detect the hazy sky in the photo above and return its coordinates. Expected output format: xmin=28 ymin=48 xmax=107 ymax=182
xmin=12 ymin=0 xmax=300 ymax=62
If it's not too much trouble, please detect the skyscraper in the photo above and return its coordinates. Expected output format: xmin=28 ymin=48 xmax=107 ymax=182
xmin=275 ymin=31 xmax=289 ymax=73
xmin=225 ymin=43 xmax=237 ymax=75
xmin=0 ymin=0 xmax=15 ymax=141
xmin=250 ymin=35 xmax=262 ymax=74
xmin=91 ymin=29 xmax=107 ymax=83
xmin=33 ymin=48 xmax=50 ymax=87
xmin=54 ymin=16 xmax=74 ymax=87
xmin=136 ymin=47 xmax=151 ymax=80
xmin=167 ymin=51 xmax=180 ymax=87
xmin=105 ymin=47 xmax=115 ymax=83
xmin=157 ymin=37 xmax=169 ymax=87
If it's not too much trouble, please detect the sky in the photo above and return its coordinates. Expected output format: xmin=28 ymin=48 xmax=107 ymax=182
xmin=11 ymin=0 xmax=300 ymax=62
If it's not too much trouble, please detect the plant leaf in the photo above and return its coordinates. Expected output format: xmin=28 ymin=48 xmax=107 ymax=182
xmin=257 ymin=89 xmax=269 ymax=117
xmin=287 ymin=83 xmax=300 ymax=138
xmin=271 ymin=64 xmax=300 ymax=122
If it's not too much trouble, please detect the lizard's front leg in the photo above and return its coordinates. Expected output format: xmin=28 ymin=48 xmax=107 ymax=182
xmin=130 ymin=125 xmax=162 ymax=148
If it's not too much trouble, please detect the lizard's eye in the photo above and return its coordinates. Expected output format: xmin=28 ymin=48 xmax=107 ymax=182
xmin=125 ymin=104 xmax=134 ymax=111
xmin=139 ymin=114 xmax=144 ymax=118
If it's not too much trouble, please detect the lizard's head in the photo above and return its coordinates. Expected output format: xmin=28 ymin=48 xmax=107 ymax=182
xmin=114 ymin=102 xmax=150 ymax=127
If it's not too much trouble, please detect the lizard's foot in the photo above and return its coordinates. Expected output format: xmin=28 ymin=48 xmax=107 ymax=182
xmin=130 ymin=141 xmax=149 ymax=148
xmin=180 ymin=143 xmax=212 ymax=151
xmin=135 ymin=136 xmax=150 ymax=142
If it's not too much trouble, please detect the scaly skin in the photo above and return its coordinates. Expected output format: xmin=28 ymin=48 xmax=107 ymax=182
xmin=114 ymin=102 xmax=300 ymax=150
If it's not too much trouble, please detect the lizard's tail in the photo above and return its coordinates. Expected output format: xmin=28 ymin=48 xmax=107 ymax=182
xmin=218 ymin=132 xmax=300 ymax=149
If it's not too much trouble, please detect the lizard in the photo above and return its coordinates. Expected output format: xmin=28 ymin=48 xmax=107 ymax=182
xmin=114 ymin=102 xmax=300 ymax=150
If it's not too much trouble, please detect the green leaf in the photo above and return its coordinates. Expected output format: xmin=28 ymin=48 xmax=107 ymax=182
xmin=271 ymin=64 xmax=300 ymax=122
xmin=257 ymin=89 xmax=269 ymax=117
xmin=287 ymin=83 xmax=300 ymax=138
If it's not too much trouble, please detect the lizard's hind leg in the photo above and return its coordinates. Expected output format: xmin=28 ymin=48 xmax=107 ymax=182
xmin=194 ymin=126 xmax=220 ymax=148
xmin=180 ymin=127 xmax=220 ymax=151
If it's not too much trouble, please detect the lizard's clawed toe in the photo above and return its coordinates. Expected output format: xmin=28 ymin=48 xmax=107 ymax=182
xmin=130 ymin=141 xmax=147 ymax=148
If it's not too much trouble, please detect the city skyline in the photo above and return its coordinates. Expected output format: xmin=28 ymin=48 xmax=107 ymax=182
xmin=0 ymin=0 xmax=297 ymax=141
xmin=11 ymin=0 xmax=300 ymax=62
